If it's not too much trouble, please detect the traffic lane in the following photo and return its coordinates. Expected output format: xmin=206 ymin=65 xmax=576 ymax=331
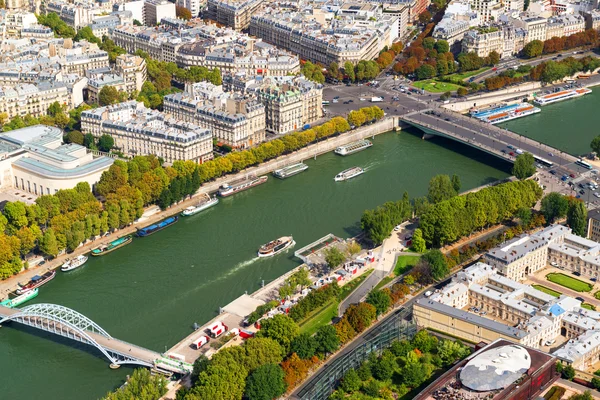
xmin=426 ymin=111 xmax=577 ymax=167
xmin=408 ymin=113 xmax=576 ymax=168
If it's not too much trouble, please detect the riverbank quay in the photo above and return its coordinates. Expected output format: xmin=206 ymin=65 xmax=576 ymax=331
xmin=166 ymin=237 xmax=378 ymax=366
xmin=0 ymin=117 xmax=403 ymax=298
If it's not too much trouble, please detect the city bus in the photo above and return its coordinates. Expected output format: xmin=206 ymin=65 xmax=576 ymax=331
xmin=533 ymin=155 xmax=554 ymax=168
xmin=576 ymin=159 xmax=593 ymax=170
xmin=322 ymin=101 xmax=330 ymax=106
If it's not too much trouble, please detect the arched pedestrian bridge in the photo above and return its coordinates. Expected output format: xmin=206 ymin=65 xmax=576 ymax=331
xmin=0 ymin=303 xmax=160 ymax=368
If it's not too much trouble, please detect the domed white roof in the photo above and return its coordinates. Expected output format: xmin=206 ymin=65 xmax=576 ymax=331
xmin=460 ymin=344 xmax=531 ymax=391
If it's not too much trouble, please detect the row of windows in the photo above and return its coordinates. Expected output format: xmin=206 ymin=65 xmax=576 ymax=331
xmin=15 ymin=177 xmax=54 ymax=195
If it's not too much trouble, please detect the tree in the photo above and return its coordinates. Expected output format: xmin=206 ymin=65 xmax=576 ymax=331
xmin=102 ymin=368 xmax=167 ymax=400
xmin=457 ymin=87 xmax=468 ymax=97
xmin=523 ymin=40 xmax=544 ymax=58
xmin=512 ymin=152 xmax=536 ymax=180
xmin=418 ymin=10 xmax=432 ymax=23
xmin=562 ymin=364 xmax=576 ymax=380
xmin=488 ymin=50 xmax=501 ymax=65
xmin=98 ymin=86 xmax=120 ymax=106
xmin=334 ymin=317 xmax=356 ymax=344
xmin=176 ymin=5 xmax=192 ymax=20
xmin=344 ymin=61 xmax=356 ymax=82
xmin=83 ymin=133 xmax=96 ymax=149
xmin=344 ymin=303 xmax=377 ymax=333
xmin=440 ymin=91 xmax=452 ymax=101
xmin=411 ymin=228 xmax=426 ymax=253
xmin=133 ymin=19 xmax=142 ymax=26
xmin=340 ymin=369 xmax=361 ymax=393
xmin=39 ymin=228 xmax=59 ymax=257
xmin=591 ymin=135 xmax=600 ymax=155
xmin=314 ymin=325 xmax=340 ymax=354
xmin=324 ymin=247 xmax=345 ymax=269
xmin=541 ymin=193 xmax=569 ymax=223
xmin=416 ymin=64 xmax=436 ymax=80
xmin=66 ymin=130 xmax=84 ymax=145
xmin=290 ymin=332 xmax=318 ymax=359
xmin=366 ymin=289 xmax=392 ymax=316
xmin=98 ymin=134 xmax=114 ymax=152
xmin=244 ymin=364 xmax=286 ymax=400
xmin=255 ymin=314 xmax=299 ymax=353
xmin=345 ymin=241 xmax=361 ymax=257
xmin=412 ymin=330 xmax=438 ymax=353
xmin=371 ymin=350 xmax=397 ymax=380
xmin=434 ymin=39 xmax=450 ymax=54
xmin=516 ymin=207 xmax=532 ymax=227
xmin=347 ymin=110 xmax=367 ymax=127
xmin=567 ymin=391 xmax=593 ymax=400
xmin=191 ymin=355 xmax=209 ymax=384
xmin=427 ymin=174 xmax=457 ymax=203
xmin=451 ymin=174 xmax=461 ymax=192
xmin=567 ymin=200 xmax=587 ymax=237
xmin=423 ymin=249 xmax=449 ymax=281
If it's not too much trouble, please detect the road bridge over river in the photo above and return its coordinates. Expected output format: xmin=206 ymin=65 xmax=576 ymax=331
xmin=0 ymin=303 xmax=161 ymax=368
xmin=400 ymin=109 xmax=592 ymax=177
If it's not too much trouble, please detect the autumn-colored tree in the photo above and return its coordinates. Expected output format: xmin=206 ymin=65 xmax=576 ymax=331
xmin=176 ymin=5 xmax=193 ymax=20
xmin=344 ymin=303 xmax=377 ymax=333
xmin=334 ymin=317 xmax=356 ymax=344
xmin=280 ymin=353 xmax=310 ymax=389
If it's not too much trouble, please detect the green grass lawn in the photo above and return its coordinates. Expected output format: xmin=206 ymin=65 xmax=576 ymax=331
xmin=374 ymin=275 xmax=394 ymax=290
xmin=546 ymin=273 xmax=593 ymax=292
xmin=298 ymin=299 xmax=339 ymax=335
xmin=595 ymin=291 xmax=600 ymax=300
xmin=582 ymin=303 xmax=597 ymax=311
xmin=532 ymin=284 xmax=561 ymax=298
xmin=394 ymin=255 xmax=421 ymax=276
xmin=412 ymin=80 xmax=462 ymax=93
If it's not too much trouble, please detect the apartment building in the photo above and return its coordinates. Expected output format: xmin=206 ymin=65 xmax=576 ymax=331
xmin=0 ymin=82 xmax=70 ymax=119
xmin=114 ymin=54 xmax=147 ymax=94
xmin=462 ymin=27 xmax=504 ymax=57
xmin=205 ymin=0 xmax=264 ymax=30
xmin=554 ymin=330 xmax=600 ymax=370
xmin=86 ymin=74 xmax=128 ymax=104
xmin=60 ymin=51 xmax=110 ymax=76
xmin=382 ymin=5 xmax=410 ymax=38
xmin=433 ymin=18 xmax=471 ymax=47
xmin=514 ymin=15 xmax=547 ymax=43
xmin=112 ymin=21 xmax=300 ymax=76
xmin=163 ymin=82 xmax=266 ymax=149
xmin=249 ymin=10 xmax=398 ymax=65
xmin=587 ymin=209 xmax=600 ymax=242
xmin=113 ymin=0 xmax=145 ymax=25
xmin=3 ymin=11 xmax=38 ymax=37
xmin=468 ymin=0 xmax=503 ymax=22
xmin=45 ymin=0 xmax=106 ymax=29
xmin=144 ymin=0 xmax=176 ymax=26
xmin=582 ymin=10 xmax=600 ymax=31
xmin=81 ymin=101 xmax=213 ymax=164
xmin=0 ymin=125 xmax=114 ymax=195
xmin=176 ymin=0 xmax=203 ymax=18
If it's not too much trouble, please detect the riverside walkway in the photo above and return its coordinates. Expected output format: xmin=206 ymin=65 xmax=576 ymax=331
xmin=0 ymin=303 xmax=161 ymax=368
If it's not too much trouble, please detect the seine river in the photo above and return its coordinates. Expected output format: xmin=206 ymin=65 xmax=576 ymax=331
xmin=0 ymin=128 xmax=513 ymax=399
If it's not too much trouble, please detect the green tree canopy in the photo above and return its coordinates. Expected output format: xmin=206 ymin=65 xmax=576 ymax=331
xmin=314 ymin=325 xmax=340 ymax=354
xmin=541 ymin=192 xmax=569 ymax=224
xmin=366 ymin=289 xmax=392 ymax=315
xmin=423 ymin=249 xmax=449 ymax=281
xmin=567 ymin=199 xmax=587 ymax=237
xmin=98 ymin=134 xmax=115 ymax=152
xmin=102 ymin=368 xmax=167 ymax=400
xmin=244 ymin=364 xmax=286 ymax=400
xmin=591 ymin=135 xmax=600 ymax=155
xmin=427 ymin=174 xmax=457 ymax=203
xmin=512 ymin=152 xmax=536 ymax=179
xmin=255 ymin=314 xmax=299 ymax=353
xmin=523 ymin=40 xmax=544 ymax=58
xmin=290 ymin=332 xmax=318 ymax=359
xmin=324 ymin=247 xmax=346 ymax=269
xmin=411 ymin=228 xmax=426 ymax=253
xmin=98 ymin=86 xmax=121 ymax=106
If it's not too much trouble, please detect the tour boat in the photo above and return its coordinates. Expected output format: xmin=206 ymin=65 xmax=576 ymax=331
xmin=16 ymin=271 xmax=55 ymax=295
xmin=273 ymin=162 xmax=309 ymax=179
xmin=136 ymin=216 xmax=178 ymax=237
xmin=217 ymin=175 xmax=268 ymax=197
xmin=61 ymin=254 xmax=89 ymax=272
xmin=334 ymin=167 xmax=365 ymax=182
xmin=1 ymin=288 xmax=39 ymax=308
xmin=258 ymin=236 xmax=295 ymax=258
xmin=91 ymin=235 xmax=133 ymax=256
xmin=182 ymin=195 xmax=219 ymax=216
xmin=533 ymin=88 xmax=591 ymax=106
xmin=334 ymin=139 xmax=372 ymax=156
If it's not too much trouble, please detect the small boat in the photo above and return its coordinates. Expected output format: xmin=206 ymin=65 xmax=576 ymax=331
xmin=1 ymin=288 xmax=39 ymax=308
xmin=16 ymin=271 xmax=55 ymax=295
xmin=61 ymin=254 xmax=88 ymax=272
xmin=137 ymin=216 xmax=178 ymax=237
xmin=182 ymin=195 xmax=219 ymax=217
xmin=218 ymin=175 xmax=268 ymax=197
xmin=91 ymin=235 xmax=133 ymax=256
xmin=335 ymin=167 xmax=364 ymax=182
xmin=273 ymin=162 xmax=308 ymax=179
xmin=334 ymin=139 xmax=372 ymax=156
xmin=258 ymin=236 xmax=295 ymax=258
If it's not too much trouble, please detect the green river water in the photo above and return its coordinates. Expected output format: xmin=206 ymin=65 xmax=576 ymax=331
xmin=0 ymin=128 xmax=511 ymax=399
xmin=3 ymin=86 xmax=599 ymax=398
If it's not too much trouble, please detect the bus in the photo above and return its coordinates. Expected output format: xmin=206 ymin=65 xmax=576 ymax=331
xmin=533 ymin=155 xmax=554 ymax=168
xmin=322 ymin=101 xmax=330 ymax=106
xmin=576 ymin=159 xmax=593 ymax=170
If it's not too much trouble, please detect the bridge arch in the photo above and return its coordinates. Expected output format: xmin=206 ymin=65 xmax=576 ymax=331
xmin=0 ymin=303 xmax=152 ymax=367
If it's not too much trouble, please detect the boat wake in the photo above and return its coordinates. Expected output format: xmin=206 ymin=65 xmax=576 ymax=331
xmin=362 ymin=161 xmax=381 ymax=171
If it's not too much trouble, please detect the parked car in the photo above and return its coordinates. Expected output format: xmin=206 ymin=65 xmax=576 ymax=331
xmin=591 ymin=277 xmax=597 ymax=282
xmin=424 ymin=291 xmax=433 ymax=297
xmin=576 ymin=296 xmax=585 ymax=302
xmin=550 ymin=262 xmax=558 ymax=267
xmin=545 ymin=339 xmax=556 ymax=346
xmin=573 ymin=271 xmax=581 ymax=276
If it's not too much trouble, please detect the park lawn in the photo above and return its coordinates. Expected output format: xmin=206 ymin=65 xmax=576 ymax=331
xmin=595 ymin=291 xmax=600 ymax=300
xmin=546 ymin=273 xmax=592 ymax=292
xmin=532 ymin=284 xmax=561 ymax=298
xmin=413 ymin=80 xmax=462 ymax=93
xmin=298 ymin=299 xmax=339 ymax=335
xmin=394 ymin=255 xmax=421 ymax=276
xmin=582 ymin=303 xmax=597 ymax=311
xmin=375 ymin=276 xmax=394 ymax=290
